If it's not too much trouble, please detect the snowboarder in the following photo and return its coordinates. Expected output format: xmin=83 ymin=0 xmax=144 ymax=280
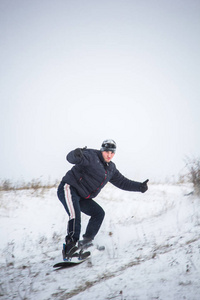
xmin=57 ymin=139 xmax=148 ymax=259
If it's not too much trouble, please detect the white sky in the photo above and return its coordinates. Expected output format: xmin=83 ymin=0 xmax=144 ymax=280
xmin=0 ymin=0 xmax=200 ymax=183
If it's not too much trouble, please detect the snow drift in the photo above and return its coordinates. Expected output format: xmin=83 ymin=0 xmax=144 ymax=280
xmin=0 ymin=183 xmax=200 ymax=299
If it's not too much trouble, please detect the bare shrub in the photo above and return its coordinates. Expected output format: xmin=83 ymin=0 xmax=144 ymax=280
xmin=184 ymin=157 xmax=200 ymax=196
xmin=0 ymin=180 xmax=12 ymax=191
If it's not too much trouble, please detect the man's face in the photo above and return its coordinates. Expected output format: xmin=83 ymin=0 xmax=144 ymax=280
xmin=102 ymin=151 xmax=115 ymax=163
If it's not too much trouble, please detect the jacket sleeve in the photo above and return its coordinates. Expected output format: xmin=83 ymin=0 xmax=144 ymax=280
xmin=109 ymin=169 xmax=142 ymax=192
xmin=66 ymin=148 xmax=90 ymax=166
xmin=66 ymin=150 xmax=82 ymax=164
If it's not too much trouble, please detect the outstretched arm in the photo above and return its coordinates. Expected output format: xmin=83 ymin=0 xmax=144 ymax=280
xmin=110 ymin=169 xmax=149 ymax=193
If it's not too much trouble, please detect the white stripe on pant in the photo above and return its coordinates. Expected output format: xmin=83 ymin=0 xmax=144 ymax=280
xmin=65 ymin=184 xmax=75 ymax=220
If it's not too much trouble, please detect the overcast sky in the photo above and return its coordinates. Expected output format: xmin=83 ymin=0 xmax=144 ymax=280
xmin=0 ymin=0 xmax=200 ymax=184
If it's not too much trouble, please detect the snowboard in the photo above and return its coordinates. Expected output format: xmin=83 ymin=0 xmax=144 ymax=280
xmin=53 ymin=247 xmax=91 ymax=269
xmin=53 ymin=241 xmax=105 ymax=269
xmin=53 ymin=255 xmax=90 ymax=269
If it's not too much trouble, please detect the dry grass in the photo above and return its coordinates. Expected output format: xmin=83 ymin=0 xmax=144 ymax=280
xmin=0 ymin=178 xmax=58 ymax=192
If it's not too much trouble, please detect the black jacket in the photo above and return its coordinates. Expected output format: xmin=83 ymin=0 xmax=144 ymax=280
xmin=58 ymin=148 xmax=143 ymax=199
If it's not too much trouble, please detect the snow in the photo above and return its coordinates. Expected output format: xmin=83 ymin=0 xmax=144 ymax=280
xmin=0 ymin=183 xmax=200 ymax=300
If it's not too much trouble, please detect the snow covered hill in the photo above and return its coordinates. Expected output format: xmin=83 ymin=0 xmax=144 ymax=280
xmin=0 ymin=183 xmax=200 ymax=300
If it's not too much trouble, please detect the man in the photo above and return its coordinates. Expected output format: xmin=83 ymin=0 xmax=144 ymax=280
xmin=57 ymin=139 xmax=148 ymax=259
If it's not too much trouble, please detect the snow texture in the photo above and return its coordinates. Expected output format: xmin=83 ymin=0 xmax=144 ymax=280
xmin=0 ymin=183 xmax=200 ymax=300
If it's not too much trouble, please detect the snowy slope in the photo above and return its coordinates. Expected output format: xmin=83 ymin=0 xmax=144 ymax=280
xmin=0 ymin=183 xmax=200 ymax=300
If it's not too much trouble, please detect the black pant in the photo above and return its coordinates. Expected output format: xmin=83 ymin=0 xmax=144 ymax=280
xmin=57 ymin=184 xmax=105 ymax=241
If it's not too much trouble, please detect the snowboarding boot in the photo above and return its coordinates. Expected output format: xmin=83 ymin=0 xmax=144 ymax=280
xmin=78 ymin=237 xmax=93 ymax=250
xmin=62 ymin=236 xmax=78 ymax=260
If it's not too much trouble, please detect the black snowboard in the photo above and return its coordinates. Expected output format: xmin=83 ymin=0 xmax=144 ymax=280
xmin=53 ymin=251 xmax=90 ymax=269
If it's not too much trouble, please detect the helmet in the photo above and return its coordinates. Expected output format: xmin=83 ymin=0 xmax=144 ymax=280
xmin=100 ymin=139 xmax=117 ymax=153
